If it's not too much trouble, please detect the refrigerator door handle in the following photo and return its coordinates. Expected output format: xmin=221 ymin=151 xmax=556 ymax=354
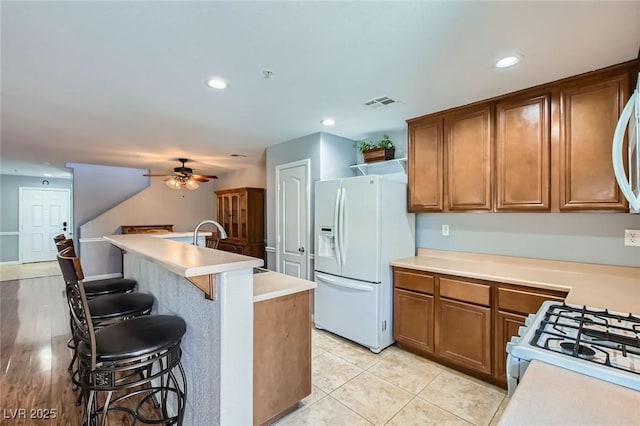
xmin=317 ymin=273 xmax=374 ymax=292
xmin=339 ymin=187 xmax=346 ymax=265
xmin=333 ymin=188 xmax=342 ymax=266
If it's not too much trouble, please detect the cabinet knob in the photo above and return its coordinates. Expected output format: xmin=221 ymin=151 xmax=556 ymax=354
xmin=298 ymin=247 xmax=305 ymax=253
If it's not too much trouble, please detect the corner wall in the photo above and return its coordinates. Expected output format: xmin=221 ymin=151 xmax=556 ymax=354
xmin=0 ymin=174 xmax=73 ymax=262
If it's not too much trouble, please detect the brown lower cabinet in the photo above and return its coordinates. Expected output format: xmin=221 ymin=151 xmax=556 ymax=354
xmin=437 ymin=298 xmax=492 ymax=375
xmin=393 ymin=288 xmax=434 ymax=354
xmin=494 ymin=311 xmax=526 ymax=382
xmin=254 ymin=290 xmax=312 ymax=425
xmin=393 ymin=267 xmax=567 ymax=387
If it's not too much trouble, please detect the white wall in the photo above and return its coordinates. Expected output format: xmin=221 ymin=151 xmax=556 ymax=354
xmin=80 ymin=177 xmax=215 ymax=277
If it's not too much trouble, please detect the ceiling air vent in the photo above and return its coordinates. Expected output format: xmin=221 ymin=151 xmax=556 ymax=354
xmin=363 ymin=96 xmax=397 ymax=109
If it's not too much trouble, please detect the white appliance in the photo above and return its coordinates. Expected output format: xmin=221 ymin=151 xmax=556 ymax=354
xmin=314 ymin=175 xmax=415 ymax=353
xmin=506 ymin=301 xmax=640 ymax=397
xmin=612 ymin=72 xmax=640 ymax=212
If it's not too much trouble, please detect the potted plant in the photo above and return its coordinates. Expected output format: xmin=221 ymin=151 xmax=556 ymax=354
xmin=358 ymin=135 xmax=395 ymax=163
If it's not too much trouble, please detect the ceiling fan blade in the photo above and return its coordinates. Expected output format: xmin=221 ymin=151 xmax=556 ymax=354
xmin=190 ymin=175 xmax=210 ymax=182
xmin=193 ymin=174 xmax=218 ymax=179
xmin=143 ymin=173 xmax=172 ymax=177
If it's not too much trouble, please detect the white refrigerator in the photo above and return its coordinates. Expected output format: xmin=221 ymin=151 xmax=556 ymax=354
xmin=314 ymin=175 xmax=415 ymax=353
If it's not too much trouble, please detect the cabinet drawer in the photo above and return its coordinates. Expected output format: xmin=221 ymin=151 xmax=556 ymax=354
xmin=394 ymin=269 xmax=435 ymax=295
xmin=439 ymin=277 xmax=490 ymax=306
xmin=498 ymin=287 xmax=565 ymax=315
xmin=218 ymin=242 xmax=244 ymax=254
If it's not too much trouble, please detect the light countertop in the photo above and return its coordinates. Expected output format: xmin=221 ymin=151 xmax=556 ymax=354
xmin=105 ymin=234 xmax=314 ymax=302
xmin=498 ymin=360 xmax=640 ymax=426
xmin=391 ymin=248 xmax=640 ymax=314
xmin=392 ymin=249 xmax=640 ymax=423
xmin=105 ymin=234 xmax=262 ymax=277
xmin=253 ymin=270 xmax=316 ymax=303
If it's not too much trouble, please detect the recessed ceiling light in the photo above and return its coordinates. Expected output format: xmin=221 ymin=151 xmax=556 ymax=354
xmin=206 ymin=78 xmax=228 ymax=89
xmin=495 ymin=55 xmax=522 ymax=69
xmin=321 ymin=118 xmax=335 ymax=126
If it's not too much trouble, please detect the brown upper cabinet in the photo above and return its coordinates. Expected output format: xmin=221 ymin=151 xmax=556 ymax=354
xmin=495 ymin=94 xmax=550 ymax=211
xmin=408 ymin=105 xmax=492 ymax=211
xmin=408 ymin=117 xmax=444 ymax=211
xmin=407 ymin=60 xmax=636 ymax=213
xmin=445 ymin=106 xmax=492 ymax=211
xmin=558 ymin=72 xmax=629 ymax=210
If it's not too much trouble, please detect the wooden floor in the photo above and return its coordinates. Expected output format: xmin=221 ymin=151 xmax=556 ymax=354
xmin=1 ymin=274 xmax=83 ymax=425
xmin=0 ymin=275 xmax=167 ymax=425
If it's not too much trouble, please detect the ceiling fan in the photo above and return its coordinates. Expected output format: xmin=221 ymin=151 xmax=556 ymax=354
xmin=144 ymin=158 xmax=218 ymax=190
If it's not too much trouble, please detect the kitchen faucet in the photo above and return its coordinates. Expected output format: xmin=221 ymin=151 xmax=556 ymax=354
xmin=193 ymin=220 xmax=228 ymax=246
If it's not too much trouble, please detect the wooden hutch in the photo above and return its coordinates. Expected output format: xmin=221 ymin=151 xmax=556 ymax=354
xmin=214 ymin=187 xmax=265 ymax=260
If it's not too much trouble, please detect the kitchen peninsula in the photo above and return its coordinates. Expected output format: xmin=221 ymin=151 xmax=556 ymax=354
xmin=104 ymin=234 xmax=316 ymax=426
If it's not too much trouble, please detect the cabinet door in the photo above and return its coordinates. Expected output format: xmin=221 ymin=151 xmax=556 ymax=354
xmin=444 ymin=106 xmax=492 ymax=210
xmin=496 ymin=94 xmax=550 ymax=210
xmin=494 ymin=311 xmax=525 ymax=382
xmin=437 ymin=298 xmax=492 ymax=374
xmin=559 ymin=73 xmax=629 ymax=210
xmin=408 ymin=118 xmax=444 ymax=211
xmin=393 ymin=289 xmax=434 ymax=354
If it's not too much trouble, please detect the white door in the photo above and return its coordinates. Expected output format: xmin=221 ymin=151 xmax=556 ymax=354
xmin=276 ymin=160 xmax=309 ymax=279
xmin=19 ymin=188 xmax=71 ymax=263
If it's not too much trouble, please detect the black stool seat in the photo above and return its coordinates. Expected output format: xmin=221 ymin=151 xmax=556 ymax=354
xmin=87 ymin=293 xmax=154 ymax=320
xmin=83 ymin=277 xmax=137 ymax=298
xmin=78 ymin=315 xmax=186 ymax=362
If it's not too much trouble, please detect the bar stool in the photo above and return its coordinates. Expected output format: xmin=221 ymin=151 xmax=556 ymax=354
xmin=55 ymin=238 xmax=136 ymax=297
xmin=58 ymin=249 xmax=187 ymax=425
xmin=57 ymin=247 xmax=155 ymax=405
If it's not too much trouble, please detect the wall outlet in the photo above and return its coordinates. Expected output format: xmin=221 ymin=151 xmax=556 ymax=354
xmin=442 ymin=225 xmax=450 ymax=236
xmin=624 ymin=230 xmax=640 ymax=247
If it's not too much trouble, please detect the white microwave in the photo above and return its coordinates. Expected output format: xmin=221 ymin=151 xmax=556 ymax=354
xmin=613 ymin=72 xmax=639 ymax=213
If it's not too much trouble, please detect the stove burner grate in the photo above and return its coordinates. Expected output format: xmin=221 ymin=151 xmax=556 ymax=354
xmin=530 ymin=303 xmax=640 ymax=376
xmin=559 ymin=342 xmax=596 ymax=360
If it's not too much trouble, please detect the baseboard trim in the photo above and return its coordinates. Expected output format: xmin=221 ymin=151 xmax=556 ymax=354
xmin=83 ymin=273 xmax=122 ymax=281
xmin=0 ymin=261 xmax=20 ymax=265
xmin=0 ymin=231 xmax=19 ymax=236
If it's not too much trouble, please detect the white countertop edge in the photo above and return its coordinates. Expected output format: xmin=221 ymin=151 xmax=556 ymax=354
xmin=253 ymin=271 xmax=317 ymax=302
xmin=185 ymin=259 xmax=263 ymax=277
xmin=104 ymin=235 xmax=263 ymax=276
xmin=253 ymin=282 xmax=316 ymax=303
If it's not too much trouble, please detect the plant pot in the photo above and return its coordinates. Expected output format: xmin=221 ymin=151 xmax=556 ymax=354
xmin=362 ymin=147 xmax=395 ymax=163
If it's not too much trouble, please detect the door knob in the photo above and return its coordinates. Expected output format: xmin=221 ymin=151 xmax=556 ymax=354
xmin=298 ymin=247 xmax=305 ymax=253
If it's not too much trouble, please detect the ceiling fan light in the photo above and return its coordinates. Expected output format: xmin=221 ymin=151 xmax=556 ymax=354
xmin=185 ymin=179 xmax=200 ymax=190
xmin=165 ymin=177 xmax=181 ymax=190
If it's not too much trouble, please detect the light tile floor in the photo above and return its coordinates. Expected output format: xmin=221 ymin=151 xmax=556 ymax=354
xmin=277 ymin=329 xmax=509 ymax=426
xmin=0 ymin=260 xmax=60 ymax=281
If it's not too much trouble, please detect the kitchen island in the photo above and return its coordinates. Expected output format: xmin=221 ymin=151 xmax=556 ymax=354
xmin=104 ymin=234 xmax=315 ymax=426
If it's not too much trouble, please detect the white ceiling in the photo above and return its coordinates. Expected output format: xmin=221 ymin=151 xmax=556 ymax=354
xmin=1 ymin=1 xmax=639 ymax=178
